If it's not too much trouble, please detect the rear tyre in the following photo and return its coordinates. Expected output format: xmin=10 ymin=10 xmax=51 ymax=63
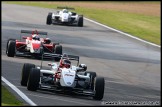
xmin=78 ymin=15 xmax=83 ymax=27
xmin=54 ymin=45 xmax=62 ymax=61
xmin=6 ymin=40 xmax=16 ymax=57
xmin=27 ymin=68 xmax=40 ymax=91
xmin=46 ymin=12 xmax=52 ymax=25
xmin=21 ymin=63 xmax=35 ymax=86
xmin=93 ymin=77 xmax=105 ymax=100
xmin=85 ymin=71 xmax=96 ymax=90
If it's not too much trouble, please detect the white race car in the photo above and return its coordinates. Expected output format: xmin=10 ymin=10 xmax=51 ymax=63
xmin=46 ymin=7 xmax=83 ymax=27
xmin=21 ymin=53 xmax=105 ymax=100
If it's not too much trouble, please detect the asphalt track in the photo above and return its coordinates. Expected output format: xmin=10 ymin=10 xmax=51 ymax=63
xmin=1 ymin=3 xmax=161 ymax=106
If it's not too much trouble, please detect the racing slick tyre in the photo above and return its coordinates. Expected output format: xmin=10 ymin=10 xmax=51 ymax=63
xmin=6 ymin=39 xmax=15 ymax=55
xmin=54 ymin=45 xmax=62 ymax=61
xmin=21 ymin=63 xmax=35 ymax=86
xmin=93 ymin=77 xmax=105 ymax=100
xmin=85 ymin=71 xmax=96 ymax=90
xmin=46 ymin=12 xmax=52 ymax=25
xmin=78 ymin=15 xmax=83 ymax=27
xmin=6 ymin=40 xmax=16 ymax=57
xmin=27 ymin=68 xmax=40 ymax=91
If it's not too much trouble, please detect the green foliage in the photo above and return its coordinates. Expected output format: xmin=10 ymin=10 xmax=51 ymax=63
xmin=1 ymin=85 xmax=24 ymax=106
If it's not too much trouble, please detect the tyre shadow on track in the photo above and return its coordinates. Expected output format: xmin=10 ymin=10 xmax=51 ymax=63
xmin=23 ymin=76 xmax=160 ymax=104
xmin=36 ymin=89 xmax=95 ymax=101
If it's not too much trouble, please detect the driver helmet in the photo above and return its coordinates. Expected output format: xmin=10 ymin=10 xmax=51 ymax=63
xmin=32 ymin=34 xmax=40 ymax=41
xmin=60 ymin=59 xmax=71 ymax=68
xmin=63 ymin=9 xmax=68 ymax=13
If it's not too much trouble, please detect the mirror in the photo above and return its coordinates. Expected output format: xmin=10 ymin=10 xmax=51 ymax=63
xmin=48 ymin=63 xmax=52 ymax=66
xmin=79 ymin=64 xmax=87 ymax=71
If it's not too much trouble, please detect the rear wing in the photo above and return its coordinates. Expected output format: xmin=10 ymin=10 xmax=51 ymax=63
xmin=42 ymin=53 xmax=79 ymax=61
xmin=41 ymin=53 xmax=80 ymax=68
xmin=21 ymin=30 xmax=48 ymax=35
xmin=57 ymin=6 xmax=75 ymax=10
xmin=67 ymin=55 xmax=79 ymax=62
xmin=20 ymin=30 xmax=48 ymax=40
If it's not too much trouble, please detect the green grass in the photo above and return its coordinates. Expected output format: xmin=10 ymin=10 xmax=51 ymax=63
xmin=1 ymin=85 xmax=24 ymax=106
xmin=4 ymin=1 xmax=160 ymax=45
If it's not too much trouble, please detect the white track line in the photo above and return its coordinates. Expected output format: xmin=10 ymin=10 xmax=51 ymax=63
xmin=84 ymin=17 xmax=160 ymax=48
xmin=1 ymin=76 xmax=37 ymax=106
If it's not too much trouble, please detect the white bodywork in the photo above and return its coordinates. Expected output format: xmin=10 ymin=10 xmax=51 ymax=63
xmin=40 ymin=63 xmax=78 ymax=87
xmin=25 ymin=36 xmax=43 ymax=53
xmin=60 ymin=68 xmax=76 ymax=87
xmin=26 ymin=39 xmax=41 ymax=53
xmin=52 ymin=9 xmax=78 ymax=23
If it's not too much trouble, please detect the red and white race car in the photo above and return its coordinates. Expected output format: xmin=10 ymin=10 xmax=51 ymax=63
xmin=21 ymin=53 xmax=105 ymax=100
xmin=6 ymin=30 xmax=62 ymax=61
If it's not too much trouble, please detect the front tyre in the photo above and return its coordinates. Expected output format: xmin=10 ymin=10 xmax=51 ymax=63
xmin=21 ymin=63 xmax=35 ymax=86
xmin=46 ymin=12 xmax=52 ymax=25
xmin=78 ymin=15 xmax=83 ymax=27
xmin=6 ymin=40 xmax=16 ymax=57
xmin=6 ymin=39 xmax=15 ymax=55
xmin=27 ymin=68 xmax=40 ymax=91
xmin=93 ymin=77 xmax=105 ymax=100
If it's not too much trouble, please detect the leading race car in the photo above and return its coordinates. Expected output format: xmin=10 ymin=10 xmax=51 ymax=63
xmin=21 ymin=53 xmax=105 ymax=100
xmin=46 ymin=7 xmax=83 ymax=27
xmin=6 ymin=30 xmax=62 ymax=61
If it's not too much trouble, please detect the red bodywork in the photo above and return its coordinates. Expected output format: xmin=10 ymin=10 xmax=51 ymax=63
xmin=15 ymin=33 xmax=54 ymax=52
xmin=32 ymin=41 xmax=41 ymax=49
xmin=43 ymin=44 xmax=53 ymax=52
xmin=16 ymin=40 xmax=26 ymax=51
